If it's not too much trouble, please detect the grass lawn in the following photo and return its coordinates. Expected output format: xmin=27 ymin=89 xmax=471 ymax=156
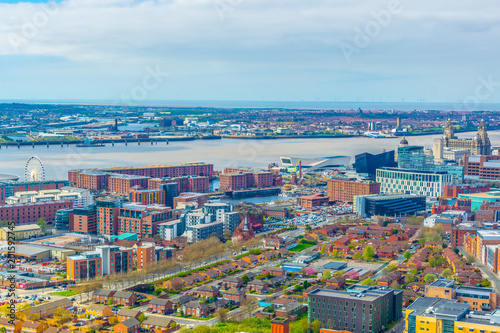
xmin=50 ymin=290 xmax=80 ymax=297
xmin=212 ymin=313 xmax=308 ymax=333
xmin=289 ymin=243 xmax=314 ymax=252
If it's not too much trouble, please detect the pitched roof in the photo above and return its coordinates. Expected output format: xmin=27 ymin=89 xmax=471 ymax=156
xmin=120 ymin=318 xmax=140 ymax=328
xmin=117 ymin=308 xmax=142 ymax=317
xmin=142 ymin=316 xmax=175 ymax=328
xmin=149 ymin=298 xmax=172 ymax=306
xmin=113 ymin=291 xmax=134 ymax=299
xmin=184 ymin=301 xmax=209 ymax=310
xmin=93 ymin=289 xmax=115 ymax=296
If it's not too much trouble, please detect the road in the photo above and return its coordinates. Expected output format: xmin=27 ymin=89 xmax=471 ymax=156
xmin=389 ymin=316 xmax=405 ymax=333
xmin=458 ymin=247 xmax=500 ymax=292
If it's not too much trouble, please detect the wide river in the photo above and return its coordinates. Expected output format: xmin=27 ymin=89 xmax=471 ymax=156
xmin=1 ymin=130 xmax=499 ymax=180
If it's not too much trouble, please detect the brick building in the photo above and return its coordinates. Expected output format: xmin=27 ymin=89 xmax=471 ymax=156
xmin=70 ymin=205 xmax=97 ymax=233
xmin=108 ymin=174 xmax=150 ymax=193
xmin=130 ymin=188 xmax=165 ymax=205
xmin=298 ymin=193 xmax=329 ymax=208
xmin=464 ymin=155 xmax=500 ymax=180
xmin=0 ymin=200 xmax=72 ymax=225
xmin=148 ymin=175 xmax=209 ymax=193
xmin=444 ymin=183 xmax=490 ymax=198
xmin=219 ymin=170 xmax=279 ymax=190
xmin=173 ymin=192 xmax=210 ymax=209
xmin=327 ymin=177 xmax=380 ymax=203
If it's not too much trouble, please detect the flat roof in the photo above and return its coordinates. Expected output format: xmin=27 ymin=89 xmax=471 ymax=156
xmin=0 ymin=244 xmax=51 ymax=257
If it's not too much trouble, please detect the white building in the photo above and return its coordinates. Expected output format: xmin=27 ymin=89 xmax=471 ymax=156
xmin=376 ymin=167 xmax=453 ymax=198
xmin=6 ymin=186 xmax=93 ymax=208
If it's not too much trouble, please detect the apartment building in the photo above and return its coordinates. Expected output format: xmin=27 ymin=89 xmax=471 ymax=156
xmin=67 ymin=251 xmax=102 ymax=281
xmin=0 ymin=200 xmax=73 ymax=225
xmin=327 ymin=177 xmax=380 ymax=203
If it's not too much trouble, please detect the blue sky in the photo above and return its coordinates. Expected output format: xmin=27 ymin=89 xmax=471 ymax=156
xmin=1 ymin=0 xmax=500 ymax=105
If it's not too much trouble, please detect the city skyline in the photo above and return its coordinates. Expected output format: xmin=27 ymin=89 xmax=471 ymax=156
xmin=1 ymin=0 xmax=500 ymax=105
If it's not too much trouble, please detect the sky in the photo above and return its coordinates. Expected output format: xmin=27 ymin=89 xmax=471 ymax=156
xmin=0 ymin=0 xmax=500 ymax=104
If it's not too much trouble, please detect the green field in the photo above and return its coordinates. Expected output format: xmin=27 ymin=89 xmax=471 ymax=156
xmin=50 ymin=290 xmax=80 ymax=296
xmin=289 ymin=243 xmax=314 ymax=252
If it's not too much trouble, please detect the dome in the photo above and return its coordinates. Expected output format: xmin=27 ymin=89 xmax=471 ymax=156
xmin=400 ymin=137 xmax=408 ymax=145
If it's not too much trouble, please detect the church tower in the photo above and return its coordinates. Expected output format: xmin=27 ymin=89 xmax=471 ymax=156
xmin=477 ymin=119 xmax=492 ymax=155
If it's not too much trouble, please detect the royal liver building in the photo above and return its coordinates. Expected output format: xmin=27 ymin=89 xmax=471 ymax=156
xmin=433 ymin=119 xmax=491 ymax=162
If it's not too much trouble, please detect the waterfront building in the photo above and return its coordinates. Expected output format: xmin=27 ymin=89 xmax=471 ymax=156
xmin=68 ymin=162 xmax=214 ymax=188
xmin=353 ymin=151 xmax=397 ymax=178
xmin=117 ymin=203 xmax=176 ymax=239
xmin=327 ymin=177 xmax=380 ymax=203
xmin=108 ymin=174 xmax=150 ymax=193
xmin=96 ymin=197 xmax=122 ymax=235
xmin=148 ymin=175 xmax=209 ymax=193
xmin=219 ymin=171 xmax=276 ymax=190
xmin=398 ymin=138 xmax=464 ymax=182
xmin=355 ymin=194 xmax=426 ymax=218
xmin=308 ymin=285 xmax=403 ymax=333
xmin=433 ymin=119 xmax=491 ymax=162
xmin=299 ymin=193 xmax=329 ymax=208
xmin=54 ymin=208 xmax=73 ymax=231
xmin=6 ymin=186 xmax=93 ymax=208
xmin=376 ymin=168 xmax=453 ymax=198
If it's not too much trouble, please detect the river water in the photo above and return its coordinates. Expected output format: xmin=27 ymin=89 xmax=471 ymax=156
xmin=1 ymin=130 xmax=499 ymax=180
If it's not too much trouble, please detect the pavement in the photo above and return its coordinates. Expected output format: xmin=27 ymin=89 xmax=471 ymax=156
xmin=388 ymin=316 xmax=405 ymax=333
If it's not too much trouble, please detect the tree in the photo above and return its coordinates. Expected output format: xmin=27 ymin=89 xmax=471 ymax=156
xmin=240 ymin=299 xmax=258 ymax=319
xmin=424 ymin=274 xmax=438 ymax=283
xmin=138 ymin=313 xmax=146 ymax=323
xmin=405 ymin=273 xmax=416 ymax=284
xmin=353 ymin=252 xmax=362 ymax=260
xmin=331 ymin=249 xmax=339 ymax=258
xmin=320 ymin=244 xmax=326 ymax=255
xmin=303 ymin=280 xmax=311 ymax=289
xmin=404 ymin=251 xmax=412 ymax=260
xmin=465 ymin=253 xmax=475 ymax=264
xmin=109 ymin=317 xmax=119 ymax=325
xmin=333 ymin=270 xmax=346 ymax=278
xmin=442 ymin=243 xmax=448 ymax=249
xmin=37 ymin=218 xmax=48 ymax=234
xmin=429 ymin=258 xmax=437 ymax=268
xmin=442 ymin=268 xmax=453 ymax=279
xmin=309 ymin=319 xmax=322 ymax=333
xmin=305 ymin=225 xmax=312 ymax=231
xmin=216 ymin=308 xmax=229 ymax=323
xmin=107 ymin=297 xmax=113 ymax=306
xmin=322 ymin=271 xmax=331 ymax=280
xmin=363 ymin=246 xmax=375 ymax=261
xmin=409 ymin=268 xmax=418 ymax=275
xmin=480 ymin=279 xmax=491 ymax=287
xmin=360 ymin=278 xmax=375 ymax=286
xmin=382 ymin=264 xmax=396 ymax=275
xmin=224 ymin=230 xmax=232 ymax=240
xmin=241 ymin=274 xmax=250 ymax=283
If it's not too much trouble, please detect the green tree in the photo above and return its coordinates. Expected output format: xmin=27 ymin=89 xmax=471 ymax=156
xmin=382 ymin=264 xmax=396 ymax=275
xmin=480 ymin=279 xmax=491 ymax=287
xmin=409 ymin=268 xmax=418 ymax=275
xmin=322 ymin=271 xmax=331 ymax=280
xmin=404 ymin=251 xmax=412 ymax=260
xmin=429 ymin=258 xmax=437 ymax=268
xmin=138 ymin=313 xmax=147 ymax=323
xmin=333 ymin=270 xmax=346 ymax=278
xmin=442 ymin=268 xmax=453 ymax=279
xmin=303 ymin=280 xmax=311 ymax=289
xmin=37 ymin=218 xmax=48 ymax=233
xmin=353 ymin=252 xmax=362 ymax=260
xmin=305 ymin=225 xmax=312 ymax=231
xmin=363 ymin=245 xmax=375 ymax=261
xmin=332 ymin=249 xmax=339 ymax=258
xmin=361 ymin=278 xmax=375 ymax=286
xmin=216 ymin=308 xmax=229 ymax=323
xmin=309 ymin=319 xmax=322 ymax=333
xmin=405 ymin=273 xmax=416 ymax=284
xmin=241 ymin=274 xmax=250 ymax=283
xmin=320 ymin=244 xmax=326 ymax=255
xmin=107 ymin=297 xmax=113 ymax=306
xmin=109 ymin=317 xmax=119 ymax=325
xmin=424 ymin=274 xmax=438 ymax=283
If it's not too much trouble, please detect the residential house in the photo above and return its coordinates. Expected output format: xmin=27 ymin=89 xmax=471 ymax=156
xmin=208 ymin=299 xmax=230 ymax=312
xmin=195 ymin=285 xmax=220 ymax=299
xmin=247 ymin=280 xmax=269 ymax=293
xmin=163 ymin=277 xmax=186 ymax=291
xmin=269 ymin=275 xmax=286 ymax=287
xmin=258 ymin=251 xmax=278 ymax=261
xmin=86 ymin=304 xmax=113 ymax=318
xmin=234 ymin=260 xmax=249 ymax=269
xmin=262 ymin=267 xmax=286 ymax=277
xmin=114 ymin=318 xmax=140 ymax=333
xmin=221 ymin=288 xmax=246 ymax=303
xmin=117 ymin=308 xmax=142 ymax=321
xmin=201 ymin=268 xmax=220 ymax=280
xmin=113 ymin=291 xmax=137 ymax=307
xmin=325 ymin=276 xmax=346 ymax=290
xmin=378 ymin=271 xmax=402 ymax=287
xmin=182 ymin=301 xmax=209 ymax=318
xmin=141 ymin=317 xmax=178 ymax=333
xmin=0 ymin=318 xmax=22 ymax=333
xmin=92 ymin=289 xmax=116 ymax=303
xmin=21 ymin=321 xmax=48 ymax=333
xmin=221 ymin=276 xmax=244 ymax=289
xmin=242 ymin=255 xmax=259 ymax=265
xmin=377 ymin=246 xmax=398 ymax=259
xmin=334 ymin=236 xmax=350 ymax=246
xmin=25 ymin=298 xmax=73 ymax=319
xmin=148 ymin=298 xmax=174 ymax=315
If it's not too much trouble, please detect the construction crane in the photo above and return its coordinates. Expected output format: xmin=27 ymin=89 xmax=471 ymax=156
xmin=291 ymin=159 xmax=301 ymax=174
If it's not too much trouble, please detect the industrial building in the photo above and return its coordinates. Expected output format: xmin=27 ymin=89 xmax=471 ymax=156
xmin=280 ymin=156 xmax=351 ymax=173
xmin=355 ymin=194 xmax=426 ymax=218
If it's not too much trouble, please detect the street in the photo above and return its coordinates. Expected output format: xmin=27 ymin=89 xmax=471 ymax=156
xmin=458 ymin=247 xmax=500 ymax=292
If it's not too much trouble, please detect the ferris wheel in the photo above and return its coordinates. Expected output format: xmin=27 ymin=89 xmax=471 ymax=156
xmin=25 ymin=156 xmax=46 ymax=182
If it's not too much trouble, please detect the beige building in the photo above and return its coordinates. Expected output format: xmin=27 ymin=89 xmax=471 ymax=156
xmin=0 ymin=224 xmax=41 ymax=240
xmin=433 ymin=120 xmax=491 ymax=162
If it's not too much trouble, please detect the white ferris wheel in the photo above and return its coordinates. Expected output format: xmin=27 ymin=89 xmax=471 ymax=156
xmin=25 ymin=156 xmax=46 ymax=182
